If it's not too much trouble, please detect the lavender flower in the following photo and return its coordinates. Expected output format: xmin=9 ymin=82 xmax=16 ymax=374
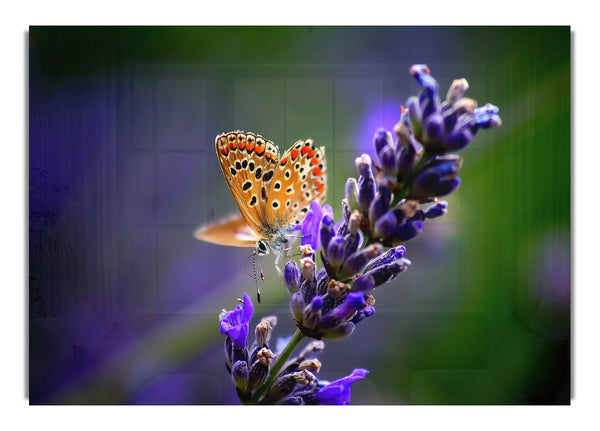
xmin=289 ymin=201 xmax=411 ymax=340
xmin=295 ymin=200 xmax=334 ymax=250
xmin=286 ymin=65 xmax=499 ymax=357
xmin=351 ymin=64 xmax=501 ymax=245
xmin=219 ymin=293 xmax=254 ymax=349
xmin=263 ymin=343 xmax=368 ymax=405
xmin=309 ymin=368 xmax=369 ymax=405
xmin=218 ymin=64 xmax=501 ymax=405
xmin=219 ymin=293 xmax=369 ymax=404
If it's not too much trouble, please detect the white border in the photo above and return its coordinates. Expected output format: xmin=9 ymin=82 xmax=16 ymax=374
xmin=3 ymin=2 xmax=598 ymax=430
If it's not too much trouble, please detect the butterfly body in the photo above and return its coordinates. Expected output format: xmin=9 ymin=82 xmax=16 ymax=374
xmin=195 ymin=131 xmax=327 ymax=258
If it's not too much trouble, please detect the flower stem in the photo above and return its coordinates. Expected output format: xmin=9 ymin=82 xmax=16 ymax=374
xmin=250 ymin=328 xmax=305 ymax=404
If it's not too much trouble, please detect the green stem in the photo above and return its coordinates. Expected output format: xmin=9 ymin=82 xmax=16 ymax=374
xmin=249 ymin=328 xmax=305 ymax=404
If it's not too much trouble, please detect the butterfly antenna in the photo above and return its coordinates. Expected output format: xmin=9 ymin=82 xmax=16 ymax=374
xmin=252 ymin=253 xmax=262 ymax=303
xmin=243 ymin=254 xmax=257 ymax=280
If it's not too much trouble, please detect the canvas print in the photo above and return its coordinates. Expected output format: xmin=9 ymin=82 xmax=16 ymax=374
xmin=29 ymin=26 xmax=570 ymax=404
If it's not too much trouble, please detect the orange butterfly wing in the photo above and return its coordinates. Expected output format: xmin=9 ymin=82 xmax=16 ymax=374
xmin=214 ymin=131 xmax=279 ymax=238
xmin=194 ymin=214 xmax=260 ymax=248
xmin=264 ymin=139 xmax=327 ymax=227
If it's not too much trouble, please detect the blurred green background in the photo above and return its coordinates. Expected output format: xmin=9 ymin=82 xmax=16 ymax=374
xmin=29 ymin=26 xmax=570 ymax=404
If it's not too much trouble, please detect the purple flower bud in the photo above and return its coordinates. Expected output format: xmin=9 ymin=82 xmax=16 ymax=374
xmin=340 ymin=244 xmax=383 ymax=279
xmin=350 ymin=306 xmax=375 ymax=324
xmin=231 ymin=360 xmax=249 ymax=390
xmin=343 ymin=232 xmax=361 ymax=259
xmin=409 ymin=64 xmax=439 ymax=101
xmin=425 ymin=200 xmax=448 ymax=219
xmin=373 ymin=128 xmax=394 ymax=156
xmin=412 ymin=156 xmax=463 ymax=198
xmin=314 ymin=368 xmax=369 ymax=405
xmin=363 ymin=259 xmax=411 ymax=286
xmin=355 ymin=153 xmax=373 ymax=177
xmin=284 ymin=261 xmax=300 ymax=294
xmin=248 ymin=357 xmax=269 ymax=390
xmin=351 ymin=274 xmax=375 ymax=292
xmin=362 ymin=245 xmax=406 ymax=273
xmin=268 ymin=373 xmax=298 ymax=400
xmin=298 ymin=340 xmax=325 ymax=360
xmin=317 ymin=268 xmax=330 ymax=296
xmin=326 ymin=236 xmax=346 ymax=268
xmin=321 ymin=292 xmax=367 ymax=329
xmin=300 ymin=278 xmax=317 ymax=304
xmin=445 ymin=78 xmax=469 ymax=105
xmin=379 ymin=145 xmax=397 ymax=177
xmin=321 ymin=322 xmax=355 ymax=339
xmin=409 ymin=63 xmax=432 ymax=82
xmin=396 ymin=136 xmax=424 ymax=179
xmin=336 ymin=210 xmax=349 ymax=237
xmin=393 ymin=220 xmax=423 ymax=242
xmin=309 ymin=295 xmax=324 ymax=312
xmin=443 ymin=97 xmax=477 ymax=132
xmin=368 ymin=184 xmax=391 ymax=225
xmin=290 ymin=292 xmax=306 ymax=323
xmin=409 ymin=209 xmax=426 ymax=222
xmin=406 ymin=96 xmax=423 ymax=137
xmin=319 ymin=214 xmax=335 ymax=254
xmin=355 ymin=154 xmax=375 ymax=214
xmin=473 ymin=103 xmax=501 ymax=129
xmin=303 ymin=295 xmax=324 ymax=329
xmin=322 ymin=203 xmax=334 ymax=222
xmin=373 ymin=211 xmax=398 ymax=239
xmin=423 ymin=112 xmax=444 ymax=145
xmin=445 ymin=127 xmax=474 ymax=151
xmin=345 ymin=178 xmax=359 ymax=211
xmin=323 ymin=292 xmax=367 ymax=329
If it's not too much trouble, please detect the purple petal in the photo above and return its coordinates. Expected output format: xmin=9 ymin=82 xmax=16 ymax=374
xmin=314 ymin=368 xmax=369 ymax=405
xmin=240 ymin=293 xmax=254 ymax=323
xmin=300 ymin=200 xmax=324 ymax=249
xmin=219 ymin=293 xmax=254 ymax=348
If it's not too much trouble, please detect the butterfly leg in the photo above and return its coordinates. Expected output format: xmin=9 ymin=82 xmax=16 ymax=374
xmin=274 ymin=250 xmax=283 ymax=275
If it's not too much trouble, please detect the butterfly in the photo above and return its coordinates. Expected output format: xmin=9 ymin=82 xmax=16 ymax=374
xmin=194 ymin=131 xmax=327 ymax=262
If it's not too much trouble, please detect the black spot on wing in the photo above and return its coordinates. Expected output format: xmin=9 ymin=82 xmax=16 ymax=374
xmin=262 ymin=170 xmax=274 ymax=183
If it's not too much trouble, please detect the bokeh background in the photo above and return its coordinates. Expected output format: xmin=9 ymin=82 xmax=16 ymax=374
xmin=28 ymin=26 xmax=570 ymax=404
